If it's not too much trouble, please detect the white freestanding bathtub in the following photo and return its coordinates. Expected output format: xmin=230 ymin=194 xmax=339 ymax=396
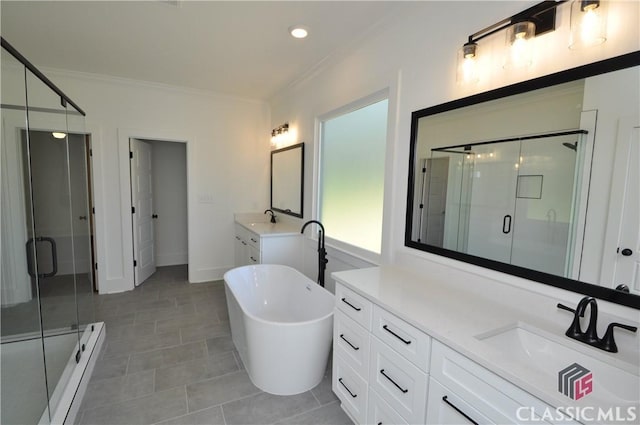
xmin=224 ymin=264 xmax=335 ymax=395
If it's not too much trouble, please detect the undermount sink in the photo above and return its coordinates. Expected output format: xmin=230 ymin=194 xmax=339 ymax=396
xmin=476 ymin=323 xmax=639 ymax=409
xmin=247 ymin=222 xmax=275 ymax=230
xmin=244 ymin=222 xmax=297 ymax=235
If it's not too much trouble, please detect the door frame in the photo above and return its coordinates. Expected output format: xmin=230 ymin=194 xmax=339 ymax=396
xmin=601 ymin=117 xmax=640 ymax=290
xmin=117 ymin=128 xmax=193 ymax=292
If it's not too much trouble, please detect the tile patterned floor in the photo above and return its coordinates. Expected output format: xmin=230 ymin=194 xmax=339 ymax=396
xmin=77 ymin=265 xmax=351 ymax=425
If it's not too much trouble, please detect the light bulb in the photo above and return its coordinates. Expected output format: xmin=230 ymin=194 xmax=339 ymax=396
xmin=569 ymin=0 xmax=607 ymax=49
xmin=289 ymin=26 xmax=309 ymax=39
xmin=456 ymin=42 xmax=479 ymax=84
xmin=504 ymin=21 xmax=535 ymax=69
xmin=52 ymin=132 xmax=66 ymax=139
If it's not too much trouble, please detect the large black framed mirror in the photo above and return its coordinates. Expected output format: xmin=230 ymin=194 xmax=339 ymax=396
xmin=271 ymin=142 xmax=304 ymax=218
xmin=406 ymin=52 xmax=640 ymax=309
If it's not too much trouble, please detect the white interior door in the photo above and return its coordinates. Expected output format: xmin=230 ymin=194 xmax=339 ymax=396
xmin=602 ymin=120 xmax=640 ymax=293
xmin=424 ymin=157 xmax=449 ymax=247
xmin=130 ymin=139 xmax=156 ymax=286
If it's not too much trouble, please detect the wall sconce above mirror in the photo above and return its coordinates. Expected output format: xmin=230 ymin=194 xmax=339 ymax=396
xmin=271 ymin=123 xmax=290 ymax=148
xmin=456 ymin=1 xmax=609 ymax=84
xmin=271 ymin=142 xmax=304 ymax=218
xmin=407 ymin=52 xmax=640 ymax=309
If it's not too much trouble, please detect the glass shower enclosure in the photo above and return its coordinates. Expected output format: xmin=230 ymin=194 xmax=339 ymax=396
xmin=417 ymin=129 xmax=588 ymax=278
xmin=1 ymin=38 xmax=99 ymax=424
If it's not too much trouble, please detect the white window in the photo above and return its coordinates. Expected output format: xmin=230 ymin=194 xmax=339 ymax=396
xmin=319 ymin=97 xmax=388 ymax=254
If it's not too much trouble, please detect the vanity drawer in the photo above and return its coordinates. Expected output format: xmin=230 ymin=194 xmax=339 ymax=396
xmin=335 ymin=284 xmax=372 ymax=331
xmin=248 ymin=246 xmax=260 ymax=264
xmin=426 ymin=377 xmax=491 ymax=425
xmin=372 ymin=305 xmax=430 ymax=372
xmin=247 ymin=231 xmax=260 ymax=249
xmin=334 ymin=310 xmax=370 ymax=378
xmin=333 ymin=353 xmax=368 ymax=425
xmin=367 ymin=387 xmax=409 ymax=425
xmin=369 ymin=336 xmax=428 ymax=424
xmin=430 ymin=341 xmax=574 ymax=425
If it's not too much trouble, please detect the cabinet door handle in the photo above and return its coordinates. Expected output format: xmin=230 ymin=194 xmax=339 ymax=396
xmin=250 ymin=237 xmax=257 ymax=243
xmin=442 ymin=396 xmax=478 ymax=425
xmin=379 ymin=369 xmax=408 ymax=393
xmin=241 ymin=241 xmax=247 ymax=245
xmin=339 ymin=334 xmax=359 ymax=351
xmin=338 ymin=378 xmax=357 ymax=398
xmin=235 ymin=236 xmax=241 ymax=240
xmin=382 ymin=324 xmax=412 ymax=345
xmin=341 ymin=297 xmax=361 ymax=312
xmin=250 ymin=256 xmax=258 ymax=262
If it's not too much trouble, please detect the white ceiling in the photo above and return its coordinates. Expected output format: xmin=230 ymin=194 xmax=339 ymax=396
xmin=1 ymin=1 xmax=416 ymax=100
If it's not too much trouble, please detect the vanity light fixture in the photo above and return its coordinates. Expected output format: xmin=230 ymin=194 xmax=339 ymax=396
xmin=456 ymin=1 xmax=565 ymax=83
xmin=456 ymin=39 xmax=480 ymax=84
xmin=52 ymin=132 xmax=66 ymax=139
xmin=289 ymin=25 xmax=309 ymax=39
xmin=569 ymin=0 xmax=608 ymax=49
xmin=271 ymin=123 xmax=289 ymax=147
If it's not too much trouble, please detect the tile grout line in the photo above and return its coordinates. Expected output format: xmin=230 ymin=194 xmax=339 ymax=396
xmin=184 ymin=384 xmax=189 ymax=414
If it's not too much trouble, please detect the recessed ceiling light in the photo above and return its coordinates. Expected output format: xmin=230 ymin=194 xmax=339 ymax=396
xmin=52 ymin=132 xmax=66 ymax=139
xmin=289 ymin=25 xmax=309 ymax=39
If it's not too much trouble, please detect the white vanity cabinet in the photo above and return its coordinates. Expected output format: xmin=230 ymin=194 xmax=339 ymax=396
xmin=333 ymin=285 xmax=372 ymax=424
xmin=333 ymin=283 xmax=431 ymax=425
xmin=332 ymin=269 xmax=581 ymax=425
xmin=233 ymin=223 xmax=301 ymax=268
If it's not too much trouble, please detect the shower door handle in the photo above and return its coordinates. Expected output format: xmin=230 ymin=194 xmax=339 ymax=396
xmin=502 ymin=215 xmax=512 ymax=234
xmin=25 ymin=237 xmax=58 ymax=278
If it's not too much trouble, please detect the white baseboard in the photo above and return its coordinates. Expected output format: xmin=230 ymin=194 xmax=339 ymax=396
xmin=156 ymin=253 xmax=188 ymax=267
xmin=189 ymin=265 xmax=231 ymax=283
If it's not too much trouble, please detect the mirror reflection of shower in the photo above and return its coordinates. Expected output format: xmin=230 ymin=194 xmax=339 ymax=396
xmin=416 ymin=129 xmax=589 ymax=278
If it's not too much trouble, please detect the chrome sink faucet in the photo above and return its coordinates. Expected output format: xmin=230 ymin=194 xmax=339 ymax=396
xmin=558 ymin=297 xmax=637 ymax=353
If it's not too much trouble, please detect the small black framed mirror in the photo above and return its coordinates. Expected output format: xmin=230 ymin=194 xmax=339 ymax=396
xmin=271 ymin=142 xmax=304 ymax=218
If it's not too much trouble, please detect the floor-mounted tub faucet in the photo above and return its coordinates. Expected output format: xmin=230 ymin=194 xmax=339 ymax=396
xmin=264 ymin=209 xmax=277 ymax=223
xmin=300 ymin=220 xmax=328 ymax=287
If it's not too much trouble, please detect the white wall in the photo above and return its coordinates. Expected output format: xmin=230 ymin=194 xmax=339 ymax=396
xmin=41 ymin=71 xmax=270 ymax=293
xmin=269 ymin=1 xmax=640 ymax=312
xmin=149 ymin=140 xmax=188 ymax=267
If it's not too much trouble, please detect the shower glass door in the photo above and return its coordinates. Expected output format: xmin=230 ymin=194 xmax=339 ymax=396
xmin=465 ymin=142 xmax=521 ymax=264
xmin=24 ymin=68 xmax=84 ymax=420
xmin=2 ymin=37 xmax=94 ymax=425
xmin=510 ymin=134 xmax=582 ymax=276
xmin=1 ymin=47 xmax=51 ymax=425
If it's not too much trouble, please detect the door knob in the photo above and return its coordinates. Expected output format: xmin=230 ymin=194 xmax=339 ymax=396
xmin=619 ymin=248 xmax=633 ymax=256
xmin=615 ymin=284 xmax=630 ymax=293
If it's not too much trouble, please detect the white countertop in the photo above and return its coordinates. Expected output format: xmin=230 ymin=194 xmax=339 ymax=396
xmin=332 ymin=265 xmax=640 ymax=415
xmin=236 ymin=219 xmax=301 ymax=237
